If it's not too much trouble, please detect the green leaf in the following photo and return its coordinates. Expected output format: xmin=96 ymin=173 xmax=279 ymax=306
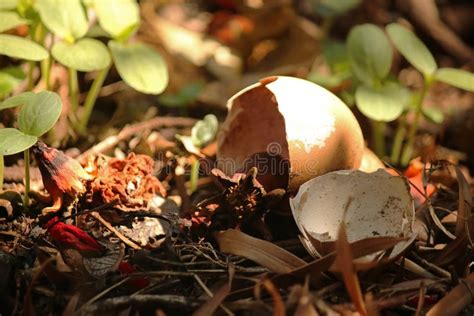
xmin=191 ymin=114 xmax=218 ymax=147
xmin=0 ymin=67 xmax=25 ymax=99
xmin=314 ymin=0 xmax=361 ymax=17
xmin=0 ymin=11 xmax=30 ymax=33
xmin=109 ymin=41 xmax=168 ymax=94
xmin=355 ymin=82 xmax=409 ymax=122
xmin=347 ymin=24 xmax=393 ymax=85
xmin=422 ymin=107 xmax=444 ymax=124
xmin=52 ymin=38 xmax=111 ymax=71
xmin=0 ymin=92 xmax=36 ymax=110
xmin=86 ymin=24 xmax=111 ymax=38
xmin=0 ymin=128 xmax=37 ymax=156
xmin=0 ymin=34 xmax=48 ymax=61
xmin=0 ymin=91 xmax=35 ymax=110
xmin=386 ymin=23 xmax=437 ymax=76
xmin=434 ymin=68 xmax=474 ymax=92
xmin=159 ymin=82 xmax=203 ymax=107
xmin=35 ymin=0 xmax=88 ymax=41
xmin=308 ymin=71 xmax=351 ymax=89
xmin=18 ymin=91 xmax=62 ymax=137
xmin=321 ymin=39 xmax=350 ymax=73
xmin=93 ymin=0 xmax=139 ymax=40
xmin=0 ymin=0 xmax=17 ymax=10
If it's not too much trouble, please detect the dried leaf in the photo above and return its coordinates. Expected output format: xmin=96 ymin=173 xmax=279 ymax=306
xmin=83 ymin=244 xmax=124 ymax=278
xmin=193 ymin=282 xmax=231 ymax=316
xmin=291 ymin=236 xmax=409 ymax=279
xmin=62 ymin=292 xmax=81 ymax=316
xmin=262 ymin=279 xmax=286 ymax=316
xmin=365 ymin=293 xmax=379 ymax=316
xmin=432 ymin=235 xmax=468 ymax=267
xmin=454 ymin=166 xmax=473 ymax=240
xmin=415 ymin=282 xmax=426 ymax=316
xmin=426 ymin=272 xmax=474 ymax=316
xmin=294 ymin=277 xmax=319 ymax=316
xmin=215 ymin=229 xmax=306 ymax=273
xmin=335 ymin=223 xmax=367 ymax=315
xmin=428 ymin=204 xmax=456 ymax=240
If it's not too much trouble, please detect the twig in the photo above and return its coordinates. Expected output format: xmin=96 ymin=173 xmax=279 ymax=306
xmin=427 ymin=272 xmax=474 ymax=316
xmin=82 ymin=295 xmax=202 ymax=313
xmin=78 ymin=116 xmax=197 ymax=160
xmin=410 ymin=252 xmax=451 ymax=278
xmin=193 ymin=274 xmax=233 ymax=315
xmin=90 ymin=211 xmax=142 ymax=250
xmin=81 ymin=276 xmax=131 ymax=308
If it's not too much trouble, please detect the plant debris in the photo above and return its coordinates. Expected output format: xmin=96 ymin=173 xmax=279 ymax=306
xmin=1 ymin=1 xmax=474 ymax=315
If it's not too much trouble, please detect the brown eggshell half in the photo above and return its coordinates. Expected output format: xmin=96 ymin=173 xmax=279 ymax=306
xmin=217 ymin=76 xmax=364 ymax=193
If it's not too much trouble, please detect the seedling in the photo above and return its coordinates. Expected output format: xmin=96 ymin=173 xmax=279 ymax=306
xmin=309 ymin=23 xmax=474 ymax=165
xmin=386 ymin=23 xmax=474 ymax=165
xmin=0 ymin=91 xmax=62 ymax=205
xmin=347 ymin=24 xmax=410 ymax=158
xmin=177 ymin=114 xmax=219 ymax=194
xmin=0 ymin=0 xmax=168 ymax=134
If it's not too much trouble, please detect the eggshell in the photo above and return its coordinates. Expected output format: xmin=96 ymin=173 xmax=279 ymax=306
xmin=290 ymin=169 xmax=415 ymax=260
xmin=217 ymin=76 xmax=364 ymax=193
xmin=359 ymin=147 xmax=385 ymax=173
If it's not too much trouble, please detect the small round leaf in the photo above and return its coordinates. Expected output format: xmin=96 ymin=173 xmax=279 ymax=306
xmin=35 ymin=0 xmax=88 ymax=41
xmin=191 ymin=114 xmax=218 ymax=147
xmin=422 ymin=107 xmax=444 ymax=124
xmin=0 ymin=11 xmax=30 ymax=33
xmin=355 ymin=82 xmax=409 ymax=122
xmin=0 ymin=68 xmax=26 ymax=99
xmin=109 ymin=41 xmax=168 ymax=94
xmin=347 ymin=24 xmax=393 ymax=85
xmin=386 ymin=23 xmax=437 ymax=76
xmin=18 ymin=91 xmax=62 ymax=137
xmin=0 ymin=128 xmax=37 ymax=156
xmin=434 ymin=68 xmax=474 ymax=92
xmin=52 ymin=38 xmax=111 ymax=71
xmin=314 ymin=0 xmax=361 ymax=17
xmin=0 ymin=34 xmax=48 ymax=61
xmin=93 ymin=0 xmax=139 ymax=39
xmin=0 ymin=91 xmax=35 ymax=110
xmin=0 ymin=0 xmax=17 ymax=10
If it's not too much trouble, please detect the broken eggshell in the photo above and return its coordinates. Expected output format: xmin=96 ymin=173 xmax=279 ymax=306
xmin=217 ymin=76 xmax=364 ymax=193
xmin=290 ymin=169 xmax=415 ymax=260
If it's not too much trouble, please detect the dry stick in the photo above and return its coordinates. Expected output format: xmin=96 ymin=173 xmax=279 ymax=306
xmin=193 ymin=274 xmax=233 ymax=316
xmin=78 ymin=116 xmax=197 ymax=160
xmin=90 ymin=211 xmax=141 ymax=250
xmin=426 ymin=272 xmax=474 ymax=316
xmin=82 ymin=295 xmax=202 ymax=313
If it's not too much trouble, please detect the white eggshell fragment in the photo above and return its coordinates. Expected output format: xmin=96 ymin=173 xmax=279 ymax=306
xmin=217 ymin=76 xmax=364 ymax=193
xmin=290 ymin=169 xmax=415 ymax=260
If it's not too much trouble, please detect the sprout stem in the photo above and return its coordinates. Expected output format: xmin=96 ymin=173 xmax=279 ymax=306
xmin=77 ymin=66 xmax=110 ymax=133
xmin=37 ymin=23 xmax=51 ymax=90
xmin=41 ymin=58 xmax=51 ymax=90
xmin=371 ymin=120 xmax=385 ymax=158
xmin=27 ymin=61 xmax=35 ymax=91
xmin=400 ymin=77 xmax=432 ymax=166
xmin=189 ymin=158 xmax=199 ymax=194
xmin=68 ymin=68 xmax=79 ymax=111
xmin=0 ymin=155 xmax=4 ymax=191
xmin=23 ymin=149 xmax=30 ymax=206
xmin=390 ymin=115 xmax=407 ymax=165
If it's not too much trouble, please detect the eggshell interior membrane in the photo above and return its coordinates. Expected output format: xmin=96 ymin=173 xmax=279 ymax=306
xmin=217 ymin=76 xmax=364 ymax=193
xmin=290 ymin=169 xmax=415 ymax=259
